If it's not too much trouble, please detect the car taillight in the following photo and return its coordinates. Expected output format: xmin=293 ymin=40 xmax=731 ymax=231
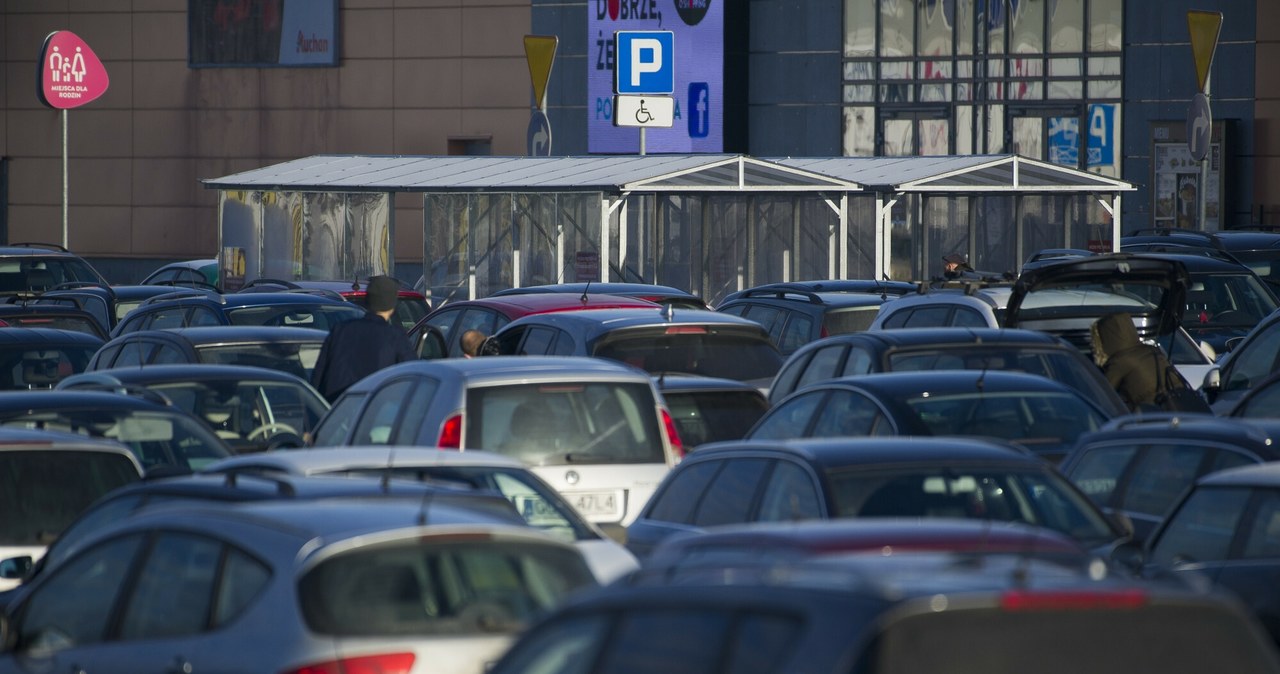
xmin=1000 ymin=589 xmax=1146 ymax=611
xmin=284 ymin=652 xmax=415 ymax=674
xmin=665 ymin=326 xmax=707 ymax=334
xmin=660 ymin=408 xmax=685 ymax=459
xmin=437 ymin=413 xmax=462 ymax=449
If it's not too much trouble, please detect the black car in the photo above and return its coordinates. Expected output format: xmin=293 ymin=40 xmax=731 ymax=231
xmin=624 ymin=436 xmax=1129 ymax=561
xmin=1144 ymin=461 xmax=1280 ymax=646
xmin=0 ymin=243 xmax=109 ymax=296
xmin=110 ymin=290 xmax=365 ymax=337
xmin=32 ymin=283 xmax=193 ymax=335
xmin=1201 ymin=306 xmax=1280 ymax=412
xmin=88 ymin=326 xmax=330 ymax=381
xmin=487 ymin=307 xmax=785 ymax=389
xmin=766 ymin=326 xmax=1128 ymax=413
xmin=0 ymin=389 xmax=231 ymax=474
xmin=0 ymin=328 xmax=102 ymax=391
xmin=490 ymin=282 xmax=710 ymax=310
xmin=748 ymin=370 xmax=1113 ymax=463
xmin=239 ymin=277 xmax=431 ymax=331
xmin=654 ymin=373 xmax=770 ymax=449
xmin=717 ymin=280 xmax=914 ymax=355
xmin=1059 ymin=414 xmax=1280 ymax=545
xmin=0 ymin=301 xmax=108 ymax=340
xmin=58 ymin=364 xmax=330 ymax=453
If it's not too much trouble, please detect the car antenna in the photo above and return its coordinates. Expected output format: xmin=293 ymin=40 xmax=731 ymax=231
xmin=879 ymin=273 xmax=891 ymax=301
xmin=580 ymin=280 xmax=592 ymax=304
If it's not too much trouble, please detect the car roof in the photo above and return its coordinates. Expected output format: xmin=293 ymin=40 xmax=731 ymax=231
xmin=798 ymin=327 xmax=1066 ymax=352
xmin=0 ymin=326 xmax=104 ymax=347
xmin=732 ymin=279 xmax=918 ymax=296
xmin=0 ymin=245 xmax=84 ymax=258
xmin=437 ymin=292 xmax=658 ymax=316
xmin=63 ymin=363 xmax=315 ymax=386
xmin=0 ymin=426 xmax=143 ymax=455
xmin=722 ymin=288 xmax=892 ymax=309
xmin=105 ymin=325 xmax=330 ymax=345
xmin=1196 ymin=461 xmax=1280 ymax=488
xmin=204 ymin=446 xmax=526 ymax=475
xmin=346 ymin=355 xmax=654 ymax=392
xmin=501 ymin=307 xmax=771 ymax=334
xmin=491 ymin=282 xmax=701 ymax=301
xmin=1071 ymin=414 xmax=1280 ymax=459
xmin=1124 ymin=251 xmax=1259 ymax=273
xmin=1213 ymin=230 xmax=1280 ymax=251
xmin=0 ymin=388 xmax=179 ymax=411
xmin=692 ymin=436 xmax=1042 ymax=469
xmin=811 ymin=369 xmax=1084 ymax=397
xmin=653 ymin=373 xmax=765 ymax=393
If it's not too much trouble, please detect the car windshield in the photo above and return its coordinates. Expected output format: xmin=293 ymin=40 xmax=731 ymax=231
xmin=0 ymin=346 xmax=97 ymax=390
xmin=467 ymin=382 xmax=665 ymax=466
xmin=826 ymin=466 xmax=1117 ymax=546
xmin=0 ymin=409 xmax=229 ymax=472
xmin=0 ymin=450 xmax=140 ymax=545
xmin=905 ymin=391 xmax=1106 ymax=454
xmin=196 ymin=343 xmax=322 ymax=381
xmin=594 ymin=333 xmax=783 ymax=382
xmin=299 ymin=538 xmax=594 ymax=636
xmin=148 ymin=380 xmax=328 ymax=451
xmin=1182 ymin=273 xmax=1278 ymax=329
xmin=226 ymin=304 xmax=364 ymax=330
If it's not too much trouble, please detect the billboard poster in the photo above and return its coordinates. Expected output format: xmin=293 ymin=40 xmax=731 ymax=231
xmin=190 ymin=0 xmax=338 ymax=67
xmin=588 ymin=0 xmax=724 ymax=153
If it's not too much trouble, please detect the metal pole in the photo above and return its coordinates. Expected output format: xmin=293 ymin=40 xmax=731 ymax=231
xmin=640 ymin=127 xmax=646 ymax=156
xmin=1198 ymin=74 xmax=1211 ymax=230
xmin=62 ymin=109 xmax=68 ymax=248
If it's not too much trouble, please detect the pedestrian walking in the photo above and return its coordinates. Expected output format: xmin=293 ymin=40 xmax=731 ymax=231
xmin=311 ymin=275 xmax=416 ymax=402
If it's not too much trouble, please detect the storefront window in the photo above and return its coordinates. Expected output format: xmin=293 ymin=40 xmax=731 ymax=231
xmin=881 ymin=0 xmax=915 ymax=57
xmin=845 ymin=0 xmax=876 ymax=57
xmin=1050 ymin=0 xmax=1084 ymax=53
xmin=1089 ymin=0 xmax=1123 ymax=52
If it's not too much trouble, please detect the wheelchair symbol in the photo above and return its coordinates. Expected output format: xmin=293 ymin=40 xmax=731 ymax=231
xmin=635 ymin=99 xmax=654 ymax=124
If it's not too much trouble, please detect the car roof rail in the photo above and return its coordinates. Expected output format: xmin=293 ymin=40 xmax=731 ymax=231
xmin=241 ymin=278 xmax=302 ymax=291
xmin=55 ymin=372 xmax=127 ymax=391
xmin=1099 ymin=412 xmax=1226 ymax=433
xmin=215 ymin=467 xmax=299 ymax=497
xmin=737 ymin=286 xmax=825 ymax=304
xmin=1125 ymin=227 xmax=1223 ymax=245
xmin=8 ymin=242 xmax=69 ymax=252
xmin=57 ymin=378 xmax=175 ymax=406
xmin=141 ymin=290 xmax=225 ymax=306
xmin=48 ymin=281 xmax=116 ymax=296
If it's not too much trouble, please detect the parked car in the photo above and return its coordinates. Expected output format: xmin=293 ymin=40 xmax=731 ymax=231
xmin=0 ymin=389 xmax=231 ymax=474
xmin=308 ymin=356 xmax=683 ymax=532
xmin=34 ymin=283 xmax=201 ymax=335
xmin=1059 ymin=414 xmax=1280 ymax=545
xmin=409 ymin=292 xmax=660 ymax=359
xmin=0 ymin=429 xmax=143 ymax=592
xmin=0 ymin=328 xmax=102 ymax=391
xmin=0 ymin=497 xmax=596 ymax=674
xmin=654 ymin=373 xmax=770 ymax=449
xmin=0 ymin=243 xmax=109 ymax=296
xmin=110 ymin=290 xmax=365 ymax=337
xmin=58 ymin=364 xmax=329 ymax=453
xmin=240 ymin=277 xmax=431 ymax=331
xmin=624 ymin=437 xmax=1130 ymax=561
xmin=88 ymin=326 xmax=329 ymax=381
xmin=1201 ymin=307 xmax=1280 ymax=412
xmin=748 ymin=370 xmax=1112 ymax=463
xmin=1227 ymin=369 xmax=1280 ymax=419
xmin=488 ymin=307 xmax=785 ymax=390
xmin=766 ymin=326 xmax=1128 ymax=413
xmin=490 ymin=282 xmax=710 ymax=310
xmin=1134 ymin=252 xmax=1279 ymax=355
xmin=1144 ymin=461 xmax=1280 ymax=646
xmin=140 ymin=258 xmax=220 ymax=290
xmin=717 ymin=280 xmax=913 ymax=355
xmin=489 ymin=544 xmax=1279 ymax=674
xmin=203 ymin=447 xmax=640 ymax=582
xmin=0 ymin=301 xmax=108 ymax=339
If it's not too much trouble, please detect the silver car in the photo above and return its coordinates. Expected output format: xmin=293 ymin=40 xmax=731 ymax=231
xmin=310 ymin=356 xmax=683 ymax=531
xmin=0 ymin=498 xmax=596 ymax=674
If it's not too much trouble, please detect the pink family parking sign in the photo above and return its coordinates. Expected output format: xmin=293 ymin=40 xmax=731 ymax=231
xmin=37 ymin=31 xmax=109 ymax=109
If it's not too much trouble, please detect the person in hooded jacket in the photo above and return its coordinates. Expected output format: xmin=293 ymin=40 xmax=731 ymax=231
xmin=1090 ymin=312 xmax=1189 ymax=412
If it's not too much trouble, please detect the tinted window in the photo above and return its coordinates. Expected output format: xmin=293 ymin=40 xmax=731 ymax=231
xmin=794 ymin=344 xmax=847 ymax=392
xmin=1065 ymin=444 xmax=1137 ymax=505
xmin=724 ymin=613 xmax=803 ymax=674
xmin=352 ymin=379 xmax=417 ymax=445
xmin=952 ymin=306 xmax=990 ymax=327
xmin=1242 ymin=490 xmax=1280 ymax=559
xmin=0 ymin=410 xmax=228 ymax=473
xmin=148 ymin=307 xmax=188 ymax=330
xmin=594 ymin=332 xmax=783 ymax=382
xmin=1231 ymin=378 xmax=1280 ymax=418
xmin=18 ymin=534 xmax=143 ymax=651
xmin=0 ymin=450 xmax=140 ymax=546
xmin=492 ymin=614 xmax=609 ymax=674
xmin=1120 ymin=445 xmax=1207 ymax=517
xmin=1224 ymin=322 xmax=1280 ymax=392
xmin=596 ymin=609 xmax=731 ymax=674
xmin=743 ymin=305 xmax=786 ymax=343
xmin=149 ymin=344 xmax=188 ymax=365
xmin=646 ymin=460 xmax=721 ymax=524
xmin=197 ymin=342 xmax=321 ymax=381
xmin=120 ymin=532 xmax=221 ymax=639
xmin=391 ymin=378 xmax=440 ymax=445
xmin=842 ymin=346 xmax=874 ymax=376
xmin=694 ymin=458 xmax=769 ymax=526
xmin=663 ymin=389 xmax=768 ymax=448
xmin=879 ymin=307 xmax=911 ymax=329
xmin=757 ymin=460 xmax=822 ymax=521
xmin=1151 ymin=486 xmax=1252 ymax=567
xmin=310 ymin=393 xmax=367 ymax=446
xmin=300 ymin=539 xmax=594 ymax=636
xmin=226 ymin=304 xmax=363 ymax=331
xmin=0 ymin=345 xmax=99 ymax=390
xmin=823 ymin=307 xmax=878 ymax=335
xmin=777 ymin=313 xmax=813 ymax=353
xmin=905 ymin=391 xmax=1105 ymax=455
xmin=468 ymin=382 xmax=665 ymax=465
xmin=749 ymin=390 xmax=825 ymax=440
xmin=902 ymin=305 xmax=952 ymax=327
xmin=808 ymin=389 xmax=885 ymax=437
xmin=518 ymin=326 xmax=558 ymax=355
xmin=109 ymin=341 xmax=153 ymax=368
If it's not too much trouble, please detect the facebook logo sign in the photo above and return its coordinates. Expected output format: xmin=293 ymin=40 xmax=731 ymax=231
xmin=615 ymin=31 xmax=674 ymax=94
xmin=688 ymin=82 xmax=710 ymax=138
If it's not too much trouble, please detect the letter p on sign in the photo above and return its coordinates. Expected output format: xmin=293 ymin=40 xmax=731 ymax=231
xmin=615 ymin=31 xmax=674 ymax=95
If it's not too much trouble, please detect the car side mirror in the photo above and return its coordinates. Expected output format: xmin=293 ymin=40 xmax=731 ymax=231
xmin=1224 ymin=336 xmax=1245 ymax=353
xmin=1201 ymin=367 xmax=1221 ymax=392
xmin=1109 ymin=511 xmax=1135 ymax=539
xmin=0 ymin=556 xmax=32 ymax=580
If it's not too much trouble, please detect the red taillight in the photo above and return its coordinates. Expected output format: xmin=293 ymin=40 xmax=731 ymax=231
xmin=665 ymin=325 xmax=707 ymax=335
xmin=285 ymin=652 xmax=415 ymax=674
xmin=819 ymin=325 xmax=829 ymax=338
xmin=437 ymin=413 xmax=462 ymax=449
xmin=661 ymin=408 xmax=685 ymax=459
xmin=1000 ymin=589 xmax=1146 ymax=612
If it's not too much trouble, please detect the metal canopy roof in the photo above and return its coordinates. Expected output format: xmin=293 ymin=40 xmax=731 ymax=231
xmin=202 ymin=154 xmax=860 ymax=193
xmin=777 ymin=154 xmax=1133 ymax=192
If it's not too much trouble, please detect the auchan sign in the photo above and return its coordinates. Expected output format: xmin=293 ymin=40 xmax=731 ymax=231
xmin=37 ymin=31 xmax=109 ymax=110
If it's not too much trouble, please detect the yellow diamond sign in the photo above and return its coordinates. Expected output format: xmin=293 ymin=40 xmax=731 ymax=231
xmin=1187 ymin=10 xmax=1222 ymax=93
xmin=524 ymin=35 xmax=558 ymax=110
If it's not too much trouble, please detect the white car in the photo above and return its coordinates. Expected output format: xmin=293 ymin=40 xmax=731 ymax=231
xmin=203 ymin=447 xmax=640 ymax=583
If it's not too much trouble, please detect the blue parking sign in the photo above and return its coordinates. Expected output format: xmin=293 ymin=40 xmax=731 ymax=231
xmin=615 ymin=31 xmax=674 ymax=95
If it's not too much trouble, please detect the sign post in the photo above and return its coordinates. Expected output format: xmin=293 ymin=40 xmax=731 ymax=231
xmin=614 ymin=31 xmax=674 ymax=155
xmin=1186 ymin=10 xmax=1222 ymax=230
xmin=37 ymin=31 xmax=109 ymax=249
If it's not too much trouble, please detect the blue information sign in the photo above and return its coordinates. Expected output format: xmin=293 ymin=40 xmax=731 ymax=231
xmin=615 ymin=31 xmax=674 ymax=95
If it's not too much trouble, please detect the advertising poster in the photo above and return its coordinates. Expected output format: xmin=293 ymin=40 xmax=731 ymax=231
xmin=190 ymin=0 xmax=337 ymax=67
xmin=588 ymin=0 xmax=724 ymax=153
xmin=1153 ymin=142 xmax=1221 ymax=231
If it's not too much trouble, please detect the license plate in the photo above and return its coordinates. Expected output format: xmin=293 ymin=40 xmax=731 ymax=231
xmin=569 ymin=491 xmax=620 ymax=518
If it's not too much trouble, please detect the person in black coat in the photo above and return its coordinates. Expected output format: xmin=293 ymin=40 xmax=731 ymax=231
xmin=311 ymin=275 xmax=416 ymax=402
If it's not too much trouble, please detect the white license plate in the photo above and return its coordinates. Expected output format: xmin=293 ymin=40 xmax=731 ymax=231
xmin=569 ymin=491 xmax=620 ymax=518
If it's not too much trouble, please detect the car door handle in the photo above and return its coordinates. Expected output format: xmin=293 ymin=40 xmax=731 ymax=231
xmin=166 ymin=657 xmax=193 ymax=674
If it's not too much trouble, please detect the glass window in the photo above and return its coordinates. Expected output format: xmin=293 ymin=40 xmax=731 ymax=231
xmin=1242 ymin=490 xmax=1280 ymax=559
xmin=694 ymin=458 xmax=770 ymax=526
xmin=879 ymin=0 xmax=915 ymax=57
xmin=663 ymin=389 xmax=768 ymax=448
xmin=491 ymin=614 xmax=609 ymax=674
xmin=917 ymin=1 xmax=952 ymax=57
xmin=1088 ymin=0 xmax=1122 ymax=52
xmin=518 ymin=326 xmax=558 ymax=356
xmin=0 ymin=451 xmax=141 ymax=549
xmin=843 ymin=106 xmax=877 ymax=155
xmin=597 ymin=609 xmax=732 ymax=673
xmin=795 ymin=344 xmax=847 ymax=391
xmin=1224 ymin=322 xmax=1280 ymax=392
xmin=1121 ymin=445 xmax=1208 ymax=518
xmin=147 ymin=307 xmax=188 ymax=330
xmin=646 ymin=460 xmax=721 ymax=524
xmin=392 ymin=377 xmax=440 ymax=445
xmin=111 ymin=341 xmax=153 ymax=368
xmin=902 ymin=305 xmax=951 ymax=327
xmin=150 ymin=344 xmax=188 ymax=365
xmin=310 ymin=393 xmax=366 ymax=446
xmin=352 ymin=379 xmax=416 ymax=445
xmin=777 ymin=313 xmax=814 ymax=354
xmin=723 ymin=613 xmax=803 ymax=674
xmin=1010 ymin=0 xmax=1045 ymax=54
xmin=1151 ymin=487 xmax=1251 ymax=567
xmin=120 ymin=533 xmax=221 ymax=639
xmin=757 ymin=460 xmax=823 ymax=522
xmin=845 ymin=0 xmax=876 ymax=57
xmin=188 ymin=306 xmax=223 ymax=327
xmin=743 ymin=305 xmax=786 ymax=343
xmin=425 ymin=307 xmax=463 ymax=344
xmin=842 ymin=346 xmax=874 ymax=376
xmin=952 ymin=306 xmax=989 ymax=327
xmin=749 ymin=390 xmax=826 ymax=440
xmin=215 ymin=548 xmax=271 ymax=626
xmin=809 ymin=389 xmax=883 ymax=437
xmin=1049 ymin=0 xmax=1083 ymax=52
xmin=1064 ymin=444 xmax=1137 ymax=505
xmin=18 ymin=534 xmax=143 ymax=652
xmin=882 ymin=118 xmax=915 ymax=155
xmin=956 ymin=0 xmax=975 ymax=54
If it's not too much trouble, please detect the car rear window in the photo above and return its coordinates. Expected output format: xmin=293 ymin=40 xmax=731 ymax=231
xmin=299 ymin=538 xmax=594 ymax=636
xmin=663 ymin=389 xmax=769 ymax=448
xmin=196 ymin=343 xmax=322 ymax=381
xmin=467 ymin=382 xmax=666 ymax=466
xmin=822 ymin=307 xmax=880 ymax=335
xmin=0 ymin=345 xmax=98 ymax=390
xmin=0 ymin=449 xmax=140 ymax=545
xmin=593 ymin=332 xmax=782 ymax=382
xmin=226 ymin=304 xmax=363 ymax=330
